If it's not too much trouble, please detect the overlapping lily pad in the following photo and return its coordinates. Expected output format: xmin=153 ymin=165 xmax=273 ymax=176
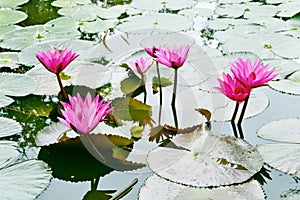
xmin=139 ymin=174 xmax=265 ymax=200
xmin=0 ymin=143 xmax=52 ymax=200
xmin=0 ymin=117 xmax=22 ymax=138
xmin=257 ymin=118 xmax=300 ymax=177
xmin=131 ymin=0 xmax=196 ymax=12
xmin=147 ymin=127 xmax=264 ymax=187
xmin=117 ymin=13 xmax=194 ymax=34
xmin=0 ymin=52 xmax=20 ymax=69
xmin=0 ymin=73 xmax=38 ymax=107
xmin=0 ymin=0 xmax=29 ymax=7
xmin=51 ymin=0 xmax=91 ymax=8
xmin=269 ymin=71 xmax=300 ymax=95
xmin=0 ymin=10 xmax=27 ymax=26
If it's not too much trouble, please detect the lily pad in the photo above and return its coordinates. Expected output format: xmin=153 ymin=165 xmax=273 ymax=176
xmin=139 ymin=174 xmax=265 ymax=200
xmin=51 ymin=0 xmax=91 ymax=8
xmin=257 ymin=117 xmax=300 ymax=177
xmin=194 ymin=89 xmax=269 ymax=122
xmin=43 ymin=17 xmax=80 ymax=34
xmin=0 ymin=25 xmax=21 ymax=37
xmin=207 ymin=18 xmax=249 ymax=31
xmin=0 ymin=73 xmax=38 ymax=107
xmin=147 ymin=128 xmax=264 ymax=187
xmin=0 ymin=52 xmax=20 ymax=69
xmin=0 ymin=145 xmax=19 ymax=169
xmin=0 ymin=0 xmax=29 ymax=7
xmin=269 ymin=71 xmax=300 ymax=95
xmin=0 ymin=10 xmax=27 ymax=26
xmin=79 ymin=19 xmax=118 ymax=33
xmin=178 ymin=7 xmax=214 ymax=18
xmin=117 ymin=13 xmax=193 ymax=34
xmin=257 ymin=118 xmax=300 ymax=143
xmin=0 ymin=117 xmax=22 ymax=138
xmin=276 ymin=1 xmax=300 ymax=18
xmin=19 ymin=39 xmax=107 ymax=66
xmin=131 ymin=0 xmax=197 ymax=12
xmin=0 ymin=160 xmax=52 ymax=200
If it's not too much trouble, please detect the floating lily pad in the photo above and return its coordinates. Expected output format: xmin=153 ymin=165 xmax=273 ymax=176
xmin=19 ymin=39 xmax=107 ymax=66
xmin=117 ymin=13 xmax=193 ymax=34
xmin=0 ymin=10 xmax=27 ymax=26
xmin=0 ymin=25 xmax=21 ymax=37
xmin=26 ymin=61 xmax=111 ymax=95
xmin=79 ymin=19 xmax=118 ymax=33
xmin=0 ymin=117 xmax=22 ymax=138
xmin=139 ymin=174 xmax=265 ymax=200
xmin=0 ymin=52 xmax=20 ymax=69
xmin=147 ymin=128 xmax=264 ymax=187
xmin=0 ymin=0 xmax=29 ymax=7
xmin=269 ymin=71 xmax=300 ymax=95
xmin=263 ymin=58 xmax=300 ymax=80
xmin=131 ymin=0 xmax=196 ymax=11
xmin=51 ymin=0 xmax=91 ymax=8
xmin=0 ymin=160 xmax=52 ymax=200
xmin=215 ymin=4 xmax=248 ymax=18
xmin=43 ymin=17 xmax=80 ymax=34
xmin=0 ymin=73 xmax=38 ymax=107
xmin=207 ymin=18 xmax=249 ymax=31
xmin=178 ymin=7 xmax=214 ymax=18
xmin=195 ymin=89 xmax=269 ymax=122
xmin=257 ymin=117 xmax=300 ymax=177
xmin=0 ymin=145 xmax=19 ymax=169
xmin=276 ymin=1 xmax=300 ymax=18
xmin=257 ymin=144 xmax=300 ymax=177
xmin=257 ymin=118 xmax=300 ymax=143
xmin=243 ymin=4 xmax=279 ymax=18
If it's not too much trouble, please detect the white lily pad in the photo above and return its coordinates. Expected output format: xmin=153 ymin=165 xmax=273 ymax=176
xmin=0 ymin=94 xmax=14 ymax=108
xmin=0 ymin=145 xmax=19 ymax=169
xmin=0 ymin=0 xmax=29 ymax=7
xmin=219 ymin=0 xmax=250 ymax=3
xmin=131 ymin=0 xmax=196 ymax=11
xmin=243 ymin=4 xmax=279 ymax=18
xmin=178 ymin=7 xmax=214 ymax=18
xmin=269 ymin=71 xmax=300 ymax=95
xmin=35 ymin=123 xmax=78 ymax=146
xmin=215 ymin=4 xmax=249 ymax=18
xmin=194 ymin=89 xmax=269 ymax=122
xmin=262 ymin=58 xmax=300 ymax=80
xmin=257 ymin=118 xmax=300 ymax=143
xmin=79 ymin=18 xmax=118 ymax=33
xmin=276 ymin=1 xmax=300 ymax=18
xmin=147 ymin=128 xmax=264 ymax=187
xmin=51 ymin=0 xmax=91 ymax=8
xmin=139 ymin=174 xmax=265 ymax=200
xmin=43 ymin=17 xmax=80 ymax=34
xmin=26 ymin=61 xmax=111 ymax=95
xmin=0 ymin=52 xmax=20 ymax=69
xmin=0 ymin=117 xmax=22 ymax=138
xmin=0 ymin=73 xmax=38 ymax=107
xmin=18 ymin=39 xmax=107 ymax=66
xmin=0 ymin=160 xmax=52 ymax=200
xmin=0 ymin=10 xmax=27 ymax=26
xmin=207 ymin=18 xmax=249 ymax=31
xmin=257 ymin=144 xmax=300 ymax=177
xmin=117 ymin=13 xmax=193 ymax=34
xmin=0 ymin=25 xmax=21 ymax=37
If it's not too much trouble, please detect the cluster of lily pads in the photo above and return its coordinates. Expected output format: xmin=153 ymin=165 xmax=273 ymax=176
xmin=0 ymin=0 xmax=300 ymax=199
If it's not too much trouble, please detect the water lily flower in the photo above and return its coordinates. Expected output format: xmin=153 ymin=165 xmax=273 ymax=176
xmin=58 ymin=92 xmax=113 ymax=134
xmin=129 ymin=57 xmax=153 ymax=76
xmin=36 ymin=48 xmax=79 ymax=74
xmin=215 ymin=73 xmax=251 ymax=104
xmin=144 ymin=46 xmax=158 ymax=58
xmin=154 ymin=45 xmax=190 ymax=69
xmin=230 ymin=58 xmax=277 ymax=88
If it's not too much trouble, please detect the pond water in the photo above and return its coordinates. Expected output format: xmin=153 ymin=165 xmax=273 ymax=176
xmin=1 ymin=0 xmax=300 ymax=199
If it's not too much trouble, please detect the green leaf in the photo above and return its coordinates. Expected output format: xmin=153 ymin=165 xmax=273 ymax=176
xmin=0 ymin=10 xmax=27 ymax=26
xmin=0 ymin=0 xmax=29 ymax=7
xmin=120 ymin=76 xmax=141 ymax=95
xmin=111 ymin=98 xmax=152 ymax=126
xmin=152 ymin=76 xmax=172 ymax=93
xmin=0 ymin=52 xmax=20 ymax=69
xmin=130 ymin=125 xmax=144 ymax=139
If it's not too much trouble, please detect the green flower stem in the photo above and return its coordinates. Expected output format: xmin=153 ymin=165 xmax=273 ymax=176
xmin=56 ymin=73 xmax=67 ymax=100
xmin=141 ymin=75 xmax=147 ymax=104
xmin=172 ymin=103 xmax=179 ymax=129
xmin=171 ymin=68 xmax=178 ymax=107
xmin=111 ymin=178 xmax=138 ymax=200
xmin=156 ymin=61 xmax=163 ymax=124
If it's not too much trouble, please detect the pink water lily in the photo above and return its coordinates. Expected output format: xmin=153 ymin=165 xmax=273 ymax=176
xmin=230 ymin=58 xmax=277 ymax=88
xmin=129 ymin=57 xmax=153 ymax=75
xmin=36 ymin=48 xmax=79 ymax=74
xmin=215 ymin=73 xmax=251 ymax=104
xmin=144 ymin=46 xmax=158 ymax=58
xmin=154 ymin=45 xmax=190 ymax=69
xmin=58 ymin=92 xmax=113 ymax=134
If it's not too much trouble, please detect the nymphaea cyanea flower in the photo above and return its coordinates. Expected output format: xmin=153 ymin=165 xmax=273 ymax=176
xmin=144 ymin=46 xmax=158 ymax=58
xmin=58 ymin=92 xmax=113 ymax=134
xmin=154 ymin=45 xmax=190 ymax=69
xmin=129 ymin=57 xmax=153 ymax=76
xmin=36 ymin=48 xmax=79 ymax=74
xmin=230 ymin=58 xmax=277 ymax=88
xmin=215 ymin=73 xmax=251 ymax=104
